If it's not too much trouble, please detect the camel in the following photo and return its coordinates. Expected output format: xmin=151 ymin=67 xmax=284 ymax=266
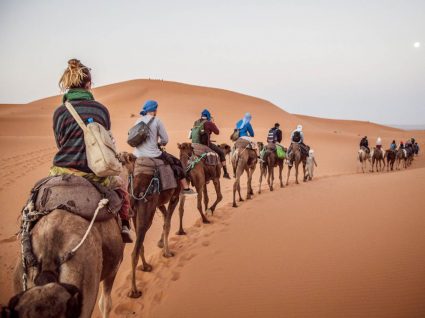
xmin=358 ymin=147 xmax=371 ymax=173
xmin=231 ymin=139 xmax=257 ymax=207
xmin=396 ymin=148 xmax=407 ymax=170
xmin=385 ymin=149 xmax=396 ymax=171
xmin=286 ymin=143 xmax=307 ymax=185
xmin=371 ymin=147 xmax=385 ymax=172
xmin=177 ymin=142 xmax=223 ymax=235
xmin=11 ymin=209 xmax=124 ymax=318
xmin=119 ymin=152 xmax=181 ymax=299
xmin=258 ymin=142 xmax=284 ymax=193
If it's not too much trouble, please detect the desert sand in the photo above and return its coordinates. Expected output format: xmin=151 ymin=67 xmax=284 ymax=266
xmin=1 ymin=80 xmax=424 ymax=317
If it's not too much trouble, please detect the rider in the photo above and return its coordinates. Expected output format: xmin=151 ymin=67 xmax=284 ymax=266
xmin=399 ymin=141 xmax=404 ymax=149
xmin=193 ymin=109 xmax=230 ymax=179
xmin=267 ymin=123 xmax=283 ymax=144
xmin=390 ymin=140 xmax=397 ymax=151
xmin=236 ymin=112 xmax=255 ymax=139
xmin=360 ymin=136 xmax=370 ymax=153
xmin=134 ymin=100 xmax=195 ymax=195
xmin=376 ymin=136 xmax=383 ymax=151
xmin=52 ymin=59 xmax=132 ymax=243
xmin=287 ymin=124 xmax=309 ymax=167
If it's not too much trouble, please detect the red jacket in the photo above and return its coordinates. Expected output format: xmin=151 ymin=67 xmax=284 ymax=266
xmin=202 ymin=121 xmax=219 ymax=146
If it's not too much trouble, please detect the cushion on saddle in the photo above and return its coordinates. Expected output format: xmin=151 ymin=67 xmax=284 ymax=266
xmin=33 ymin=175 xmax=121 ymax=222
xmin=192 ymin=143 xmax=220 ymax=166
xmin=133 ymin=157 xmax=177 ymax=191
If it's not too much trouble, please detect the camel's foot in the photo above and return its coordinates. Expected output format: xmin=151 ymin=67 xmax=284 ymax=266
xmin=295 ymin=180 xmax=299 ymax=184
xmin=286 ymin=182 xmax=289 ymax=186
xmin=232 ymin=203 xmax=238 ymax=208
xmin=176 ymin=229 xmax=186 ymax=235
xmin=138 ymin=263 xmax=153 ymax=272
xmin=249 ymin=189 xmax=254 ymax=195
xmin=206 ymin=208 xmax=213 ymax=216
xmin=128 ymin=290 xmax=142 ymax=298
xmin=239 ymin=198 xmax=244 ymax=202
xmin=202 ymin=218 xmax=211 ymax=224
xmin=270 ymin=186 xmax=274 ymax=191
xmin=157 ymin=240 xmax=164 ymax=248
xmin=280 ymin=184 xmax=284 ymax=188
xmin=163 ymin=251 xmax=175 ymax=258
xmin=258 ymin=190 xmax=262 ymax=194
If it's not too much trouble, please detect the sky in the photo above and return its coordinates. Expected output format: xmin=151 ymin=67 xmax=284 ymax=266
xmin=0 ymin=0 xmax=424 ymax=125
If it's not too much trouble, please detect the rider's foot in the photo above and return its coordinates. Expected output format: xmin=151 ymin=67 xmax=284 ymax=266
xmin=182 ymin=188 xmax=196 ymax=196
xmin=288 ymin=161 xmax=293 ymax=167
xmin=121 ymin=225 xmax=133 ymax=243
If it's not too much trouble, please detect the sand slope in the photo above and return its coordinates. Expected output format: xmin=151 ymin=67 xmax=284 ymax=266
xmin=0 ymin=80 xmax=424 ymax=317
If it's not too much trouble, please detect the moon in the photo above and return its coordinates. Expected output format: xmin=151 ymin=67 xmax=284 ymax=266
xmin=414 ymin=42 xmax=421 ymax=48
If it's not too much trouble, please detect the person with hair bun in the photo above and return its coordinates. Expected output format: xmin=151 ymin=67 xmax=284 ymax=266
xmin=51 ymin=59 xmax=132 ymax=243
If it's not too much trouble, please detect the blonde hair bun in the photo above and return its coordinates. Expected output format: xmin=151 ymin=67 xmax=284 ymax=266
xmin=59 ymin=58 xmax=91 ymax=91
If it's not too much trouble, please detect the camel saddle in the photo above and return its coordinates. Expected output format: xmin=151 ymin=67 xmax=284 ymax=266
xmin=133 ymin=157 xmax=177 ymax=191
xmin=192 ymin=143 xmax=220 ymax=166
xmin=32 ymin=174 xmax=122 ymax=222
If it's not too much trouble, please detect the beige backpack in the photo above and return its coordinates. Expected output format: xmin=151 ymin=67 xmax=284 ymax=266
xmin=65 ymin=101 xmax=122 ymax=177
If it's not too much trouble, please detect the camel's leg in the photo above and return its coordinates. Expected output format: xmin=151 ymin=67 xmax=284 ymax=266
xmin=196 ymin=184 xmax=210 ymax=223
xmin=203 ymin=184 xmax=209 ymax=212
xmin=176 ymin=194 xmax=186 ymax=235
xmin=279 ymin=162 xmax=284 ymax=188
xmin=161 ymin=195 xmax=179 ymax=258
xmin=295 ymin=161 xmax=299 ymax=184
xmin=99 ymin=268 xmax=119 ymax=318
xmin=246 ymin=167 xmax=254 ymax=199
xmin=302 ymin=161 xmax=307 ymax=182
xmin=233 ymin=162 xmax=244 ymax=207
xmin=157 ymin=205 xmax=167 ymax=249
xmin=268 ymin=163 xmax=274 ymax=191
xmin=250 ymin=165 xmax=256 ymax=196
xmin=208 ymin=178 xmax=222 ymax=214
xmin=286 ymin=165 xmax=292 ymax=186
xmin=258 ymin=166 xmax=264 ymax=194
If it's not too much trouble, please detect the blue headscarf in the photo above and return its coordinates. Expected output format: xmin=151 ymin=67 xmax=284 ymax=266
xmin=140 ymin=100 xmax=158 ymax=115
xmin=240 ymin=112 xmax=252 ymax=129
xmin=201 ymin=109 xmax=211 ymax=121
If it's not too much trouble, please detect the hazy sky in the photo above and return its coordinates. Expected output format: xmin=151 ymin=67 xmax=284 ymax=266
xmin=0 ymin=0 xmax=424 ymax=125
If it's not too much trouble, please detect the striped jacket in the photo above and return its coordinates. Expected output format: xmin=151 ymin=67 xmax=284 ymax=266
xmin=53 ymin=99 xmax=111 ymax=173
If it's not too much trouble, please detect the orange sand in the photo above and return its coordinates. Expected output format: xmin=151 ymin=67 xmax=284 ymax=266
xmin=1 ymin=80 xmax=424 ymax=317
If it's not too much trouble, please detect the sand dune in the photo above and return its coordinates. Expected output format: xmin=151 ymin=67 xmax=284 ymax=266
xmin=0 ymin=79 xmax=424 ymax=317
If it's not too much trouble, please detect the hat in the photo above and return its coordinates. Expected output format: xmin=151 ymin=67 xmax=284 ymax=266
xmin=296 ymin=124 xmax=303 ymax=132
xmin=201 ymin=109 xmax=211 ymax=120
xmin=140 ymin=100 xmax=158 ymax=115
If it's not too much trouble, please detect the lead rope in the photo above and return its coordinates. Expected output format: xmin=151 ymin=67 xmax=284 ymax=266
xmin=129 ymin=173 xmax=160 ymax=201
xmin=59 ymin=198 xmax=109 ymax=264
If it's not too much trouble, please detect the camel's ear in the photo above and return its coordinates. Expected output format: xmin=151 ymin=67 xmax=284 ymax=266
xmin=61 ymin=284 xmax=82 ymax=318
xmin=8 ymin=291 xmax=24 ymax=315
xmin=177 ymin=143 xmax=181 ymax=149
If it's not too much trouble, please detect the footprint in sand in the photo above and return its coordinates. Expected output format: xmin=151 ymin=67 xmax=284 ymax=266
xmin=0 ymin=235 xmax=17 ymax=244
xmin=201 ymin=241 xmax=210 ymax=247
xmin=171 ymin=271 xmax=180 ymax=281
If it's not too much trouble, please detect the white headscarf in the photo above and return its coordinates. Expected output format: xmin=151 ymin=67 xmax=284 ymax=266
xmin=296 ymin=124 xmax=303 ymax=132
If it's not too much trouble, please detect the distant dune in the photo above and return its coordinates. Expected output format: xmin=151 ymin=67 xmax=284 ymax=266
xmin=1 ymin=79 xmax=424 ymax=317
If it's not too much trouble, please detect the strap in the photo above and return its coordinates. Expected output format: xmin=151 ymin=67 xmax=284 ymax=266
xmin=147 ymin=116 xmax=155 ymax=127
xmin=64 ymin=101 xmax=88 ymax=133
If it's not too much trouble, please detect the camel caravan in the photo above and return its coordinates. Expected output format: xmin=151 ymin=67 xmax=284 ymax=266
xmin=358 ymin=136 xmax=419 ymax=173
xmin=4 ymin=59 xmax=419 ymax=317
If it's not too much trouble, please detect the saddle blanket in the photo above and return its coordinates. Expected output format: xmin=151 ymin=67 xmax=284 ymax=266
xmin=192 ymin=143 xmax=220 ymax=166
xmin=32 ymin=174 xmax=121 ymax=222
xmin=133 ymin=157 xmax=177 ymax=191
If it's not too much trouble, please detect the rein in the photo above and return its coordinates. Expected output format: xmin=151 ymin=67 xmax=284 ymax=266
xmin=185 ymin=153 xmax=207 ymax=174
xmin=128 ymin=172 xmax=160 ymax=201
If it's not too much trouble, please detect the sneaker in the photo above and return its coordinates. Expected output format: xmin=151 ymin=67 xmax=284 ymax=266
xmin=223 ymin=172 xmax=231 ymax=179
xmin=121 ymin=225 xmax=133 ymax=243
xmin=182 ymin=188 xmax=197 ymax=196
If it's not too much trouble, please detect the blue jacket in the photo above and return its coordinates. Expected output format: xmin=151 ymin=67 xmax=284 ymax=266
xmin=236 ymin=120 xmax=254 ymax=137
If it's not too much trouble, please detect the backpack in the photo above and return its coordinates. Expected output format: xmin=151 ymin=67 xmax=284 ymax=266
xmin=276 ymin=144 xmax=286 ymax=159
xmin=230 ymin=129 xmax=240 ymax=142
xmin=267 ymin=128 xmax=277 ymax=143
xmin=127 ymin=117 xmax=155 ymax=147
xmin=292 ymin=131 xmax=301 ymax=143
xmin=190 ymin=119 xmax=207 ymax=144
xmin=64 ymin=101 xmax=122 ymax=177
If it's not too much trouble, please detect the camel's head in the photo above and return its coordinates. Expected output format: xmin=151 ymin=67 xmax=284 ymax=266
xmin=7 ymin=283 xmax=82 ymax=318
xmin=309 ymin=149 xmax=315 ymax=157
xmin=177 ymin=142 xmax=194 ymax=158
xmin=257 ymin=141 xmax=264 ymax=151
xmin=219 ymin=143 xmax=232 ymax=156
xmin=117 ymin=151 xmax=137 ymax=174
